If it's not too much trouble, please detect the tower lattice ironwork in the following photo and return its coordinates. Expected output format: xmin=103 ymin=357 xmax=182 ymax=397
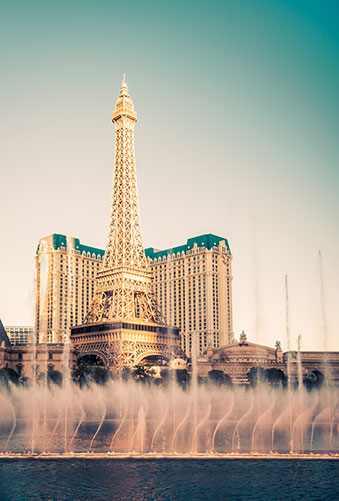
xmin=85 ymin=76 xmax=163 ymax=325
xmin=71 ymin=76 xmax=182 ymax=371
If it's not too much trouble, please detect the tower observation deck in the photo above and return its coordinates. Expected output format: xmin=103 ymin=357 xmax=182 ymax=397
xmin=71 ymin=76 xmax=182 ymax=371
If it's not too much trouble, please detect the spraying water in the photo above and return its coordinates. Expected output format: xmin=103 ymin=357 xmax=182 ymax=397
xmin=0 ymin=379 xmax=337 ymax=456
xmin=284 ymin=275 xmax=293 ymax=452
xmin=296 ymin=334 xmax=304 ymax=453
xmin=318 ymin=251 xmax=328 ymax=351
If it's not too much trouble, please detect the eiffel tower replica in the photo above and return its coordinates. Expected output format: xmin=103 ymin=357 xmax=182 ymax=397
xmin=71 ymin=76 xmax=182 ymax=372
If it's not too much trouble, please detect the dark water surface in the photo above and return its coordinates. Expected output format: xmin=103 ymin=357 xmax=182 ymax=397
xmin=0 ymin=458 xmax=338 ymax=501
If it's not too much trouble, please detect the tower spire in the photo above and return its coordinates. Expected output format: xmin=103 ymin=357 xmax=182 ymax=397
xmin=113 ymin=74 xmax=136 ymax=121
xmin=119 ymin=73 xmax=129 ymax=98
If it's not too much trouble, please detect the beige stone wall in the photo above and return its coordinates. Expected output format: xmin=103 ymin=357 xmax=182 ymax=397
xmin=0 ymin=345 xmax=76 ymax=379
xmin=197 ymin=342 xmax=339 ymax=384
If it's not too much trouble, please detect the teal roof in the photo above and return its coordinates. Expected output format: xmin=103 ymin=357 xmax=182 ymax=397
xmin=145 ymin=234 xmax=231 ymax=260
xmin=36 ymin=234 xmax=105 ymax=256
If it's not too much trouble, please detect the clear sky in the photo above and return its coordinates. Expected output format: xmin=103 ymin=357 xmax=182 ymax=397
xmin=0 ymin=0 xmax=338 ymax=350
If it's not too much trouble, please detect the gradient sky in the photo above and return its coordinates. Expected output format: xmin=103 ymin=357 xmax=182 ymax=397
xmin=0 ymin=0 xmax=338 ymax=350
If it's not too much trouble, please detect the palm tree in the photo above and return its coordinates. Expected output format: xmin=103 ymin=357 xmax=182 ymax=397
xmin=207 ymin=369 xmax=233 ymax=386
xmin=131 ymin=365 xmax=153 ymax=383
xmin=0 ymin=367 xmax=19 ymax=387
xmin=264 ymin=368 xmax=287 ymax=387
xmin=304 ymin=370 xmax=325 ymax=390
xmin=72 ymin=361 xmax=110 ymax=387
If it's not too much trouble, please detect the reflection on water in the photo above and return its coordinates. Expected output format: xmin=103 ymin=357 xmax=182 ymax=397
xmin=0 ymin=458 xmax=338 ymax=501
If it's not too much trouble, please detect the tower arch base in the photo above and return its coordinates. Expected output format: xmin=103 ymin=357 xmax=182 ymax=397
xmin=71 ymin=320 xmax=184 ymax=374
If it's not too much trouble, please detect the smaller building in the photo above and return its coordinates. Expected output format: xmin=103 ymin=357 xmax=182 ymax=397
xmin=0 ymin=344 xmax=68 ymax=379
xmin=0 ymin=319 xmax=73 ymax=380
xmin=198 ymin=334 xmax=283 ymax=384
xmin=197 ymin=333 xmax=339 ymax=385
xmin=5 ymin=326 xmax=33 ymax=345
xmin=285 ymin=351 xmax=339 ymax=385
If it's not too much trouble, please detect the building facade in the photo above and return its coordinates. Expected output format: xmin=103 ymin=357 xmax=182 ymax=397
xmin=35 ymin=234 xmax=104 ymax=344
xmin=0 ymin=343 xmax=70 ymax=379
xmin=5 ymin=326 xmax=33 ymax=345
xmin=197 ymin=333 xmax=339 ymax=385
xmin=2 ymin=318 xmax=338 ymax=385
xmin=145 ymin=234 xmax=233 ymax=357
xmin=0 ymin=319 xmax=73 ymax=380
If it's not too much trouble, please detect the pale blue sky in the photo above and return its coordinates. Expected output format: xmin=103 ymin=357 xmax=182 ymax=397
xmin=0 ymin=0 xmax=338 ymax=350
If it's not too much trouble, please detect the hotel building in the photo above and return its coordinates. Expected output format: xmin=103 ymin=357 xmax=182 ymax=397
xmin=5 ymin=326 xmax=33 ymax=345
xmin=145 ymin=234 xmax=233 ymax=357
xmin=35 ymin=233 xmax=233 ymax=354
xmin=35 ymin=234 xmax=104 ymax=343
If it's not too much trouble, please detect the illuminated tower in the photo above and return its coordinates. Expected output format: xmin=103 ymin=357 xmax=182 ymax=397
xmin=71 ymin=76 xmax=182 ymax=370
xmin=85 ymin=75 xmax=163 ymax=324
